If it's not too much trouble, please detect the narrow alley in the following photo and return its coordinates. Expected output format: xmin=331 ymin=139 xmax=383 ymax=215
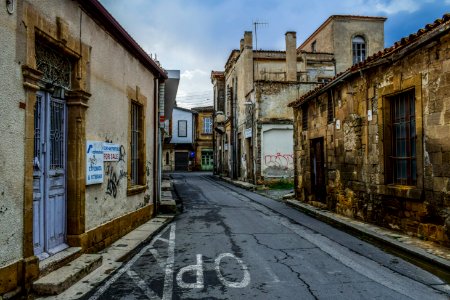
xmin=86 ymin=173 xmax=449 ymax=300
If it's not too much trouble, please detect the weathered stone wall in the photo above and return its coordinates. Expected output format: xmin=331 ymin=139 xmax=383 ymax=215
xmin=0 ymin=0 xmax=26 ymax=268
xmin=293 ymin=27 xmax=450 ymax=245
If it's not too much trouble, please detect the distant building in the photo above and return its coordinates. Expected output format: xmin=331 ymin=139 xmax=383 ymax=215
xmin=212 ymin=15 xmax=386 ymax=184
xmin=289 ymin=14 xmax=450 ymax=246
xmin=192 ymin=106 xmax=214 ymax=171
xmin=163 ymin=107 xmax=196 ymax=171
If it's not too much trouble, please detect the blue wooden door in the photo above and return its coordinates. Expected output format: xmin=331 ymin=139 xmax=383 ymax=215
xmin=33 ymin=91 xmax=68 ymax=259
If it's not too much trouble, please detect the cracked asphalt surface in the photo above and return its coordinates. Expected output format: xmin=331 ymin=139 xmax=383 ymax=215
xmin=89 ymin=172 xmax=450 ymax=299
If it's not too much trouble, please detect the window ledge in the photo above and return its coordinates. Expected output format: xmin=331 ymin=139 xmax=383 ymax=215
xmin=384 ymin=184 xmax=423 ymax=200
xmin=127 ymin=185 xmax=146 ymax=196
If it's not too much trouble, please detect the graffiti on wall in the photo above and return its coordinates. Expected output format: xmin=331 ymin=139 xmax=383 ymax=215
xmin=105 ymin=165 xmax=127 ymax=198
xmin=263 ymin=152 xmax=294 ymax=177
xmin=264 ymin=153 xmax=294 ymax=169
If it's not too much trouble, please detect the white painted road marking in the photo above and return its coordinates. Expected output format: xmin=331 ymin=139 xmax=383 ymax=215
xmin=162 ymin=224 xmax=176 ymax=300
xmin=88 ymin=224 xmax=176 ymax=300
xmin=176 ymin=254 xmax=204 ymax=289
xmin=215 ymin=253 xmax=251 ymax=288
xmin=127 ymin=269 xmax=161 ymax=300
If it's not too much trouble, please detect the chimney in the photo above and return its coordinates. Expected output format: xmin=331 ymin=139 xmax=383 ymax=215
xmin=244 ymin=31 xmax=253 ymax=49
xmin=285 ymin=31 xmax=297 ymax=81
xmin=242 ymin=31 xmax=253 ymax=96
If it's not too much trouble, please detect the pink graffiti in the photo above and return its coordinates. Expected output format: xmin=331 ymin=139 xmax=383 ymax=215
xmin=264 ymin=153 xmax=294 ymax=168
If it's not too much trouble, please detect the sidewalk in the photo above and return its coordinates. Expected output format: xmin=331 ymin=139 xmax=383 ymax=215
xmin=217 ymin=175 xmax=450 ymax=275
xmin=36 ymin=215 xmax=174 ymax=300
xmin=34 ymin=178 xmax=178 ymax=299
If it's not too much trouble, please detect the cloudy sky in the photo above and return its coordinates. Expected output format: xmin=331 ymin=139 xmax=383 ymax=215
xmin=99 ymin=0 xmax=450 ymax=108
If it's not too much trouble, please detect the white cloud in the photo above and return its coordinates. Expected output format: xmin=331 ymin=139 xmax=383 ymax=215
xmin=100 ymin=0 xmax=448 ymax=109
xmin=372 ymin=0 xmax=421 ymax=14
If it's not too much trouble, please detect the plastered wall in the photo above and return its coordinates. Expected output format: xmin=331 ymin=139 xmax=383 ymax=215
xmin=0 ymin=2 xmax=26 ymax=267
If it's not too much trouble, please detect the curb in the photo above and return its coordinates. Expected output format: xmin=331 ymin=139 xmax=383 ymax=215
xmin=285 ymin=200 xmax=450 ymax=273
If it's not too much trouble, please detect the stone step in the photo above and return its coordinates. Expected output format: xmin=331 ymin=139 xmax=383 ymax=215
xmin=161 ymin=180 xmax=172 ymax=191
xmin=160 ymin=198 xmax=177 ymax=214
xmin=39 ymin=247 xmax=82 ymax=277
xmin=33 ymin=254 xmax=102 ymax=295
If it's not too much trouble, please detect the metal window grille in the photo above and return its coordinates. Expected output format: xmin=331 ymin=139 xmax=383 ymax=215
xmin=131 ymin=102 xmax=142 ymax=185
xmin=390 ymin=90 xmax=416 ymax=185
xmin=203 ymin=117 xmax=212 ymax=134
xmin=49 ymin=98 xmax=65 ymax=170
xmin=35 ymin=40 xmax=72 ymax=89
xmin=352 ymin=36 xmax=366 ymax=65
xmin=302 ymin=105 xmax=308 ymax=131
xmin=327 ymin=91 xmax=334 ymax=124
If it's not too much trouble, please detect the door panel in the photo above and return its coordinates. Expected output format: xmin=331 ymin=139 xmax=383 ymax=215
xmin=33 ymin=92 xmax=68 ymax=258
xmin=33 ymin=93 xmax=45 ymax=257
xmin=175 ymin=152 xmax=189 ymax=171
xmin=310 ymin=138 xmax=326 ymax=202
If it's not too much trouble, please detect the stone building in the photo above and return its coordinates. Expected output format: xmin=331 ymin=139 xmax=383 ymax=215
xmin=212 ymin=15 xmax=386 ymax=184
xmin=162 ymin=107 xmax=196 ymax=171
xmin=211 ymin=71 xmax=226 ymax=175
xmin=0 ymin=0 xmax=172 ymax=295
xmin=192 ymin=106 xmax=214 ymax=171
xmin=289 ymin=14 xmax=450 ymax=246
xmin=298 ymin=15 xmax=386 ymax=74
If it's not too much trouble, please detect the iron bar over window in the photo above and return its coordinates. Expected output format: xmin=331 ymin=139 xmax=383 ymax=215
xmin=302 ymin=105 xmax=308 ymax=131
xmin=131 ymin=102 xmax=142 ymax=185
xmin=390 ymin=90 xmax=416 ymax=185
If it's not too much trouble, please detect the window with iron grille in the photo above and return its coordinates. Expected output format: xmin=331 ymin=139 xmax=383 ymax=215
xmin=130 ymin=101 xmax=143 ymax=186
xmin=352 ymin=36 xmax=366 ymax=65
xmin=387 ymin=90 xmax=417 ymax=185
xmin=327 ymin=91 xmax=334 ymax=124
xmin=203 ymin=117 xmax=212 ymax=134
xmin=302 ymin=105 xmax=308 ymax=131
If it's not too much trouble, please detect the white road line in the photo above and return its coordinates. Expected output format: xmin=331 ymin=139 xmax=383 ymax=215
xmin=127 ymin=269 xmax=161 ymax=300
xmin=162 ymin=224 xmax=176 ymax=300
xmin=265 ymin=266 xmax=281 ymax=283
xmin=149 ymin=248 xmax=167 ymax=269
xmin=215 ymin=253 xmax=251 ymax=288
xmin=88 ymin=224 xmax=175 ymax=300
xmin=176 ymin=254 xmax=204 ymax=289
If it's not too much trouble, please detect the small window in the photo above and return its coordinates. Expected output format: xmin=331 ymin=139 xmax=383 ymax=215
xmin=178 ymin=120 xmax=187 ymax=137
xmin=311 ymin=40 xmax=317 ymax=53
xmin=165 ymin=152 xmax=170 ymax=165
xmin=352 ymin=36 xmax=366 ymax=65
xmin=302 ymin=105 xmax=308 ymax=131
xmin=203 ymin=117 xmax=212 ymax=134
xmin=130 ymin=102 xmax=144 ymax=186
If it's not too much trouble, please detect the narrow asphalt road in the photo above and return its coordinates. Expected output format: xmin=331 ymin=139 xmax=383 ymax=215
xmin=87 ymin=172 xmax=450 ymax=300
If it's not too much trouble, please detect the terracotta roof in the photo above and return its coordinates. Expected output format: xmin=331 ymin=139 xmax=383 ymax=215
xmin=191 ymin=106 xmax=214 ymax=112
xmin=211 ymin=71 xmax=224 ymax=79
xmin=288 ymin=13 xmax=450 ymax=108
xmin=77 ymin=0 xmax=167 ymax=79
xmin=298 ymin=15 xmax=387 ymax=51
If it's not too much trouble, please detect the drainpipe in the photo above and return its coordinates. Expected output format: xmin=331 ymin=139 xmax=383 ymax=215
xmin=153 ymin=77 xmax=160 ymax=216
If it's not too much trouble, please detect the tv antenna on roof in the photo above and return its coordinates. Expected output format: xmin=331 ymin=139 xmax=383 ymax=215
xmin=253 ymin=20 xmax=268 ymax=51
